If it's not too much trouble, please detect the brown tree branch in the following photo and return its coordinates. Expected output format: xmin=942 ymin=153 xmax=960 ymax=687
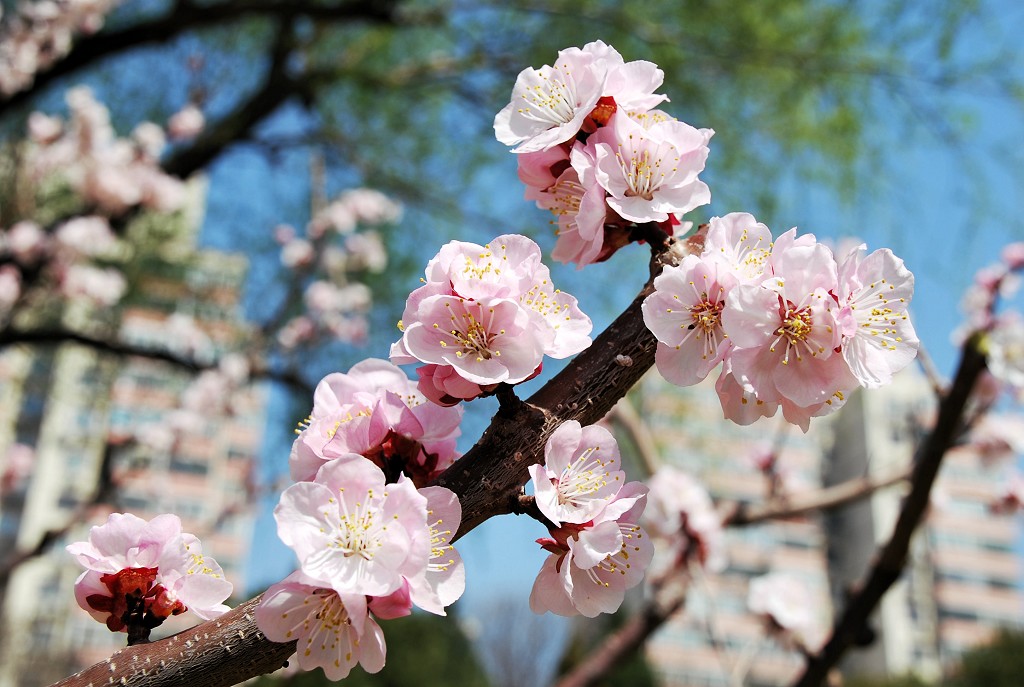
xmin=721 ymin=465 xmax=913 ymax=527
xmin=435 ymin=244 xmax=674 ymax=538
xmin=792 ymin=337 xmax=987 ymax=687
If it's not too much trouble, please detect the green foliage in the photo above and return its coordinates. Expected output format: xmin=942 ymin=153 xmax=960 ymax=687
xmin=845 ymin=629 xmax=1024 ymax=687
xmin=251 ymin=612 xmax=491 ymax=687
xmin=945 ymin=628 xmax=1024 ymax=687
xmin=846 ymin=673 xmax=931 ymax=687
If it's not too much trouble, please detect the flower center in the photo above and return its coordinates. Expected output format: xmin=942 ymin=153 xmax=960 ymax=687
xmin=331 ymin=489 xmax=382 ymax=561
xmin=556 ymin=446 xmax=613 ymax=505
xmin=770 ymin=298 xmax=825 ymax=365
xmin=677 ymin=286 xmax=726 ymax=361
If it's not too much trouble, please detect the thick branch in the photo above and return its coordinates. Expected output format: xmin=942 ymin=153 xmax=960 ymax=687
xmin=53 ymin=596 xmax=295 ymax=687
xmin=0 ymin=0 xmax=401 ymax=115
xmin=792 ymin=339 xmax=987 ymax=687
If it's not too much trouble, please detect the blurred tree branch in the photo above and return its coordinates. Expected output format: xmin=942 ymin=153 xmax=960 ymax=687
xmin=794 ymin=338 xmax=987 ymax=686
xmin=0 ymin=0 xmax=404 ymax=115
xmin=0 ymin=326 xmax=314 ymax=396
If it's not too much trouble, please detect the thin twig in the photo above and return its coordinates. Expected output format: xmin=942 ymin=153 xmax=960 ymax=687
xmin=722 ymin=465 xmax=913 ymax=527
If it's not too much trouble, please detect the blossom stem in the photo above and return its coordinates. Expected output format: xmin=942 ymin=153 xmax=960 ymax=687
xmin=495 ymin=382 xmax=524 ymax=416
xmin=512 ymin=494 xmax=549 ymax=526
xmin=125 ymin=596 xmax=151 ymax=646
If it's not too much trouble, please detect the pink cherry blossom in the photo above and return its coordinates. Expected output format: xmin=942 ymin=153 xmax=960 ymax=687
xmin=960 ymin=413 xmax=1024 ymax=465
xmin=132 ymin=122 xmax=166 ymax=160
xmin=493 ymin=45 xmax=607 ymax=154
xmin=60 ymin=264 xmax=127 ymax=305
xmin=345 ymin=232 xmax=388 ymax=272
xmin=528 ymin=420 xmax=625 ymax=526
xmin=714 ymin=366 xmax=780 ymax=426
xmin=55 ymin=215 xmax=117 ymax=257
xmin=277 ymin=315 xmax=315 ymax=349
xmin=701 ymin=212 xmax=774 ymax=283
xmin=67 ymin=513 xmax=232 ymax=630
xmin=28 ymin=112 xmax=63 ymax=143
xmin=256 ymin=571 xmax=385 ymax=681
xmin=722 ymin=241 xmax=855 ymax=410
xmin=289 ymin=359 xmax=462 ymax=485
xmin=518 ymin=145 xmax=570 ymax=195
xmin=274 ymin=457 xmax=430 ymax=598
xmin=1002 ymin=242 xmax=1024 ymax=270
xmin=414 ymin=363 xmax=497 ymax=407
xmin=495 ymin=41 xmax=668 ymax=154
xmin=538 ymin=159 xmax=609 ymax=267
xmin=6 ymin=220 xmax=47 ymax=264
xmin=339 ymin=188 xmax=404 ymax=225
xmin=643 ymin=253 xmax=737 ymax=386
xmin=836 ymin=246 xmax=919 ymax=387
xmin=402 ymin=296 xmax=545 ymax=385
xmin=280 ymin=238 xmax=314 ymax=268
xmin=530 ymin=482 xmax=653 ymax=617
xmin=587 ymin=111 xmax=712 ymax=224
xmin=986 ymin=314 xmax=1024 ymax=389
xmin=393 ymin=235 xmax=591 ymax=400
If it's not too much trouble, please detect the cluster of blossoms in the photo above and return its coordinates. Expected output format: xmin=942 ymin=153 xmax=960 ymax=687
xmin=256 ymin=359 xmax=466 ymax=679
xmin=0 ymin=87 xmax=215 ymax=327
xmin=1 ymin=213 xmax=127 ymax=325
xmin=26 ymin=86 xmax=187 ymax=215
xmin=528 ymin=421 xmax=653 ymax=617
xmin=391 ymin=234 xmax=592 ymax=405
xmin=642 ymin=212 xmax=919 ymax=430
xmin=274 ymin=189 xmax=396 ymax=351
xmin=0 ymin=0 xmax=123 ymax=97
xmin=61 ymin=41 xmax=930 ymax=684
xmin=67 ymin=513 xmax=232 ymax=635
xmin=495 ymin=40 xmax=712 ymax=267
